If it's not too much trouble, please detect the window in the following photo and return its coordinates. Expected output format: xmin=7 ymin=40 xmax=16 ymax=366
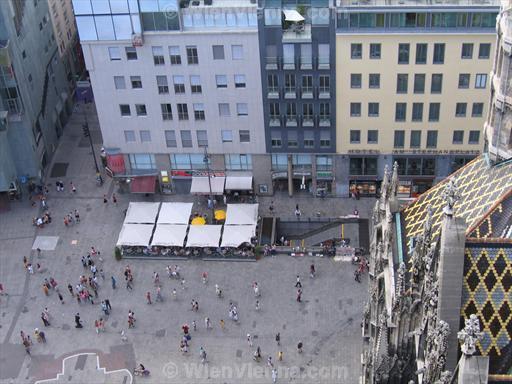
xmin=135 ymin=104 xmax=147 ymax=116
xmin=161 ymin=104 xmax=173 ymax=120
xmin=212 ymin=45 xmax=224 ymax=60
xmin=216 ymin=75 xmax=228 ymax=88
xmin=319 ymin=75 xmax=330 ymax=94
xmin=125 ymin=47 xmax=137 ymax=60
xmin=120 ymin=104 xmax=130 ymax=116
xmin=271 ymin=131 xmax=282 ymax=148
xmin=453 ymin=130 xmax=464 ymax=144
xmin=285 ymin=74 xmax=296 ymax=93
xmin=427 ymin=130 xmax=438 ymax=148
xmin=129 ymin=154 xmax=155 ymax=170
xmin=303 ymin=103 xmax=313 ymax=124
xmin=186 ymin=46 xmax=198 ymax=64
xmin=316 ymin=156 xmax=333 ymax=171
xmin=368 ymin=102 xmax=379 ymax=117
xmin=478 ymin=43 xmax=491 ymax=59
xmin=156 ymin=76 xmax=168 ymax=94
xmin=140 ymin=130 xmax=151 ymax=142
xmin=455 ymin=102 xmax=467 ymax=117
xmin=169 ymin=46 xmax=181 ymax=64
xmin=414 ymin=74 xmax=425 ymax=93
xmin=369 ymin=74 xmax=380 ymax=89
xmin=270 ymin=103 xmax=280 ymax=121
xmin=196 ymin=130 xmax=208 ymax=147
xmin=320 ymin=103 xmax=330 ymax=122
xmin=234 ymin=74 xmax=246 ymax=88
xmin=237 ymin=103 xmax=248 ymax=116
xmin=193 ymin=103 xmax=205 ymax=120
xmin=181 ymin=130 xmax=193 ymax=147
xmin=398 ymin=43 xmax=409 ymax=64
xmin=173 ymin=75 xmax=185 ymax=94
xmin=431 ymin=74 xmax=443 ymax=93
xmin=225 ymin=154 xmax=252 ymax=170
xmin=412 ymin=103 xmax=423 ymax=121
xmin=394 ymin=130 xmax=405 ymax=148
xmin=367 ymin=130 xmax=378 ymax=144
xmin=395 ymin=103 xmax=406 ymax=121
xmin=190 ymin=75 xmax=202 ymax=94
xmin=320 ymin=131 xmax=331 ymax=148
xmin=239 ymin=130 xmax=250 ymax=143
xmin=397 ymin=74 xmax=408 ymax=93
xmin=114 ymin=76 xmax=125 ymax=89
xmin=300 ymin=44 xmax=312 ymax=69
xmin=283 ymin=44 xmax=295 ymax=67
xmin=124 ymin=130 xmax=135 ymax=142
xmin=268 ymin=74 xmax=278 ymax=93
xmin=221 ymin=130 xmax=233 ymax=143
xmin=350 ymin=130 xmax=361 ymax=144
xmin=410 ymin=130 xmax=421 ymax=148
xmin=304 ymin=131 xmax=314 ymax=148
xmin=177 ymin=103 xmax=188 ymax=120
xmin=469 ymin=130 xmax=480 ymax=144
xmin=302 ymin=75 xmax=313 ymax=94
xmin=165 ymin=130 xmax=177 ymax=147
xmin=350 ymin=102 xmax=361 ymax=117
xmin=429 ymin=103 xmax=440 ymax=121
xmin=318 ymin=44 xmax=330 ymax=68
xmin=349 ymin=158 xmax=377 ymax=176
xmin=286 ymin=103 xmax=297 ymax=124
xmin=461 ymin=43 xmax=473 ymax=59
xmin=458 ymin=74 xmax=470 ymax=89
xmin=415 ymin=43 xmax=427 ymax=64
xmin=218 ymin=103 xmax=230 ymax=117
xmin=231 ymin=45 xmax=243 ymax=60
xmin=351 ymin=74 xmax=362 ymax=89
xmin=472 ymin=102 xmax=484 ymax=117
xmin=433 ymin=43 xmax=445 ymax=64
xmin=351 ymin=43 xmax=362 ymax=59
xmin=152 ymin=46 xmax=164 ymax=65
xmin=130 ymin=76 xmax=142 ymax=89
xmin=475 ymin=74 xmax=487 ymax=88
xmin=108 ymin=47 xmax=121 ymax=60
xmin=287 ymin=131 xmax=298 ymax=148
xmin=171 ymin=154 xmax=209 ymax=170
xmin=370 ymin=43 xmax=381 ymax=59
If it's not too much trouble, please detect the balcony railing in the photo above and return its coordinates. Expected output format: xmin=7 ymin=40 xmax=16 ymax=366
xmin=283 ymin=24 xmax=312 ymax=43
xmin=268 ymin=87 xmax=279 ymax=99
xmin=286 ymin=116 xmax=297 ymax=126
xmin=319 ymin=116 xmax=331 ymax=127
xmin=266 ymin=56 xmax=278 ymax=70
xmin=270 ymin=116 xmax=281 ymax=126
xmin=319 ymin=87 xmax=330 ymax=99
xmin=284 ymin=87 xmax=296 ymax=99
xmin=303 ymin=116 xmax=314 ymax=126
xmin=301 ymin=87 xmax=313 ymax=99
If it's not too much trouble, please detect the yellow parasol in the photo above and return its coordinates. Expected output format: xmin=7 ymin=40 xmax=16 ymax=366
xmin=214 ymin=209 xmax=226 ymax=221
xmin=191 ymin=216 xmax=206 ymax=225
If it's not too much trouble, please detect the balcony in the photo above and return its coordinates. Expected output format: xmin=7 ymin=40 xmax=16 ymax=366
xmin=319 ymin=87 xmax=330 ymax=99
xmin=283 ymin=24 xmax=312 ymax=43
xmin=286 ymin=116 xmax=298 ymax=127
xmin=319 ymin=117 xmax=331 ymax=127
xmin=301 ymin=87 xmax=313 ymax=99
xmin=284 ymin=88 xmax=296 ymax=99
xmin=266 ymin=57 xmax=278 ymax=70
xmin=267 ymin=87 xmax=279 ymax=99
xmin=269 ymin=117 xmax=281 ymax=127
xmin=303 ymin=116 xmax=314 ymax=127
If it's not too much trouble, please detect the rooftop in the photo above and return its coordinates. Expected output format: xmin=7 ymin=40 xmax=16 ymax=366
xmin=337 ymin=0 xmax=500 ymax=7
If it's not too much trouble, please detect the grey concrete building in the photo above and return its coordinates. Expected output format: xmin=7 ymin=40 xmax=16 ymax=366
xmin=0 ymin=0 xmax=74 ymax=196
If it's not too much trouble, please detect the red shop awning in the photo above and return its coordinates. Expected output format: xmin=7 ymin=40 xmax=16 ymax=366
xmin=107 ymin=154 xmax=126 ymax=175
xmin=130 ymin=176 xmax=156 ymax=194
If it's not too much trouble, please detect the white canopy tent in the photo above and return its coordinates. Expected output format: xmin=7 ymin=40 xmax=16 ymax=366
xmin=283 ymin=9 xmax=305 ymax=22
xmin=190 ymin=176 xmax=225 ymax=195
xmin=124 ymin=202 xmax=161 ymax=224
xmin=221 ymin=225 xmax=256 ymax=247
xmin=225 ymin=204 xmax=259 ymax=225
xmin=116 ymin=224 xmax=154 ymax=247
xmin=151 ymin=224 xmax=188 ymax=247
xmin=157 ymin=202 xmax=193 ymax=224
xmin=225 ymin=176 xmax=253 ymax=191
xmin=186 ymin=225 xmax=222 ymax=247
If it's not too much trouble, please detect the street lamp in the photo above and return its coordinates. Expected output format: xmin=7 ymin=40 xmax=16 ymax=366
xmin=203 ymin=147 xmax=215 ymax=222
xmin=81 ymin=95 xmax=103 ymax=185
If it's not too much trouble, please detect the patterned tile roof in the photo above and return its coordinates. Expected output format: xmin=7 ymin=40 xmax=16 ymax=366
xmin=468 ymin=190 xmax=512 ymax=239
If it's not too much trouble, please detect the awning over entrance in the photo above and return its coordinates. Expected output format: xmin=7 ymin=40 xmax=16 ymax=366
xmin=283 ymin=9 xmax=305 ymax=22
xmin=190 ymin=176 xmax=225 ymax=195
xmin=130 ymin=176 xmax=156 ymax=194
xmin=225 ymin=176 xmax=253 ymax=191
xmin=107 ymin=154 xmax=126 ymax=175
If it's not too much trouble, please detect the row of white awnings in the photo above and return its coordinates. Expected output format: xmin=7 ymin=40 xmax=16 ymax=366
xmin=283 ymin=9 xmax=305 ymax=22
xmin=190 ymin=176 xmax=253 ymax=194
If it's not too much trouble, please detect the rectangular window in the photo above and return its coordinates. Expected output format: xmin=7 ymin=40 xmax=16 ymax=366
xmin=478 ymin=43 xmax=491 ymax=59
xmin=221 ymin=130 xmax=233 ymax=143
xmin=212 ymin=45 xmax=224 ymax=60
xmin=453 ymin=130 xmax=464 ymax=144
xmin=231 ymin=45 xmax=243 ymax=60
xmin=283 ymin=44 xmax=295 ymax=68
xmin=193 ymin=103 xmax=205 ymax=120
xmin=319 ymin=75 xmax=330 ymax=94
xmin=455 ymin=102 xmax=467 ymax=117
xmin=287 ymin=131 xmax=298 ymax=148
xmin=234 ymin=74 xmax=246 ymax=88
xmin=108 ymin=47 xmax=121 ymax=60
xmin=426 ymin=130 xmax=438 ymax=148
xmin=270 ymin=102 xmax=280 ymax=120
xmin=472 ymin=102 xmax=484 ymax=117
xmin=461 ymin=43 xmax=473 ymax=59
xmin=350 ymin=102 xmax=361 ymax=117
xmin=369 ymin=74 xmax=380 ymax=89
xmin=431 ymin=74 xmax=443 ymax=93
xmin=350 ymin=130 xmax=361 ymax=144
xmin=140 ymin=130 xmax=151 ymax=142
xmin=369 ymin=43 xmax=381 ymax=59
xmin=458 ymin=74 xmax=470 ymax=89
xmin=181 ymin=130 xmax=193 ymax=147
xmin=271 ymin=131 xmax=282 ymax=148
xmin=124 ymin=130 xmax=135 ymax=142
xmin=398 ymin=43 xmax=409 ymax=64
xmin=304 ymin=131 xmax=314 ymax=148
xmin=239 ymin=130 xmax=250 ymax=143
xmin=475 ymin=74 xmax=487 ymax=88
xmin=395 ymin=103 xmax=406 ymax=121
xmin=415 ymin=43 xmax=427 ymax=64
xmin=368 ymin=102 xmax=379 ymax=117
xmin=300 ymin=44 xmax=312 ymax=68
xmin=129 ymin=154 xmax=155 ymax=170
xmin=135 ymin=104 xmax=147 ymax=116
xmin=169 ymin=46 xmax=181 ymax=64
xmin=396 ymin=74 xmax=408 ymax=93
xmin=190 ymin=75 xmax=202 ymax=94
xmin=114 ymin=76 xmax=125 ymax=89
xmin=196 ymin=130 xmax=208 ymax=147
xmin=320 ymin=103 xmax=330 ymax=121
xmin=351 ymin=74 xmax=362 ymax=89
xmin=219 ymin=103 xmax=230 ymax=117
xmin=394 ymin=130 xmax=405 ymax=148
xmin=410 ymin=130 xmax=421 ymax=148
xmin=303 ymin=103 xmax=313 ymax=124
xmin=349 ymin=158 xmax=378 ymax=176
xmin=469 ymin=130 xmax=480 ymax=144
xmin=130 ymin=76 xmax=142 ymax=89
xmin=156 ymin=75 xmax=168 ymax=94
xmin=237 ymin=103 xmax=248 ymax=116
xmin=152 ymin=46 xmax=164 ymax=65
xmin=318 ymin=44 xmax=330 ymax=68
xmin=302 ymin=75 xmax=313 ymax=95
xmin=429 ymin=103 xmax=440 ymax=121
xmin=412 ymin=103 xmax=423 ymax=121
xmin=414 ymin=74 xmax=425 ymax=93
xmin=285 ymin=74 xmax=296 ymax=94
xmin=268 ymin=74 xmax=278 ymax=93
xmin=125 ymin=47 xmax=137 ymax=60
xmin=286 ymin=103 xmax=297 ymax=125
xmin=216 ymin=75 xmax=228 ymax=88
xmin=433 ymin=43 xmax=445 ymax=64
xmin=173 ymin=75 xmax=185 ymax=94
xmin=320 ymin=131 xmax=331 ymax=148
xmin=164 ymin=130 xmax=177 ymax=147
xmin=120 ymin=104 xmax=130 ymax=116
xmin=159 ymin=102 xmax=173 ymax=120
xmin=177 ymin=103 xmax=188 ymax=120
xmin=351 ymin=43 xmax=362 ymax=59
xmin=225 ymin=154 xmax=252 ymax=170
xmin=186 ymin=46 xmax=198 ymax=64
xmin=367 ymin=130 xmax=378 ymax=144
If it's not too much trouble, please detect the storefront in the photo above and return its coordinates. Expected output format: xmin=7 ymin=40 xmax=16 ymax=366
xmin=170 ymin=170 xmax=193 ymax=194
xmin=271 ymin=171 xmax=288 ymax=193
xmin=316 ymin=171 xmax=333 ymax=196
xmin=349 ymin=179 xmax=380 ymax=197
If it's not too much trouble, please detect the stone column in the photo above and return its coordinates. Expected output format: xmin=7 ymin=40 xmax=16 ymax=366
xmin=458 ymin=355 xmax=489 ymax=384
xmin=287 ymin=154 xmax=293 ymax=197
xmin=311 ymin=156 xmax=317 ymax=196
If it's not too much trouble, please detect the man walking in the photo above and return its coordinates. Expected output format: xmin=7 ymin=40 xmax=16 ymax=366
xmin=111 ymin=276 xmax=116 ymax=289
xmin=75 ymin=313 xmax=83 ymax=328
xmin=275 ymin=332 xmax=281 ymax=346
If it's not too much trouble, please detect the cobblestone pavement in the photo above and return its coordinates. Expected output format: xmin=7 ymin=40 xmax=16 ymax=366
xmin=0 ymin=104 xmax=372 ymax=384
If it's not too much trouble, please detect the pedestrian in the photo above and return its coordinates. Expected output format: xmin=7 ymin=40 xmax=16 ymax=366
xmin=295 ymin=204 xmax=301 ymax=218
xmin=35 ymin=328 xmax=46 ymax=343
xmin=42 ymin=284 xmax=49 ymax=296
xmin=111 ymin=276 xmax=116 ymax=289
xmin=181 ymin=278 xmax=186 ymax=290
xmin=23 ymin=338 xmax=31 ymax=354
xmin=310 ymin=264 xmax=315 ymax=278
xmin=295 ymin=275 xmax=302 ymax=288
xmin=67 ymin=283 xmax=74 ymax=296
xmin=192 ymin=320 xmax=197 ymax=331
xmin=255 ymin=300 xmax=260 ymax=311
xmin=269 ymin=201 xmax=274 ymax=215
xmin=247 ymin=333 xmax=253 ymax=347
xmin=220 ymin=319 xmax=225 ymax=330
xmin=153 ymin=272 xmax=160 ymax=286
xmin=156 ymin=287 xmax=163 ymax=302
xmin=112 ymin=193 xmax=117 ymax=205
xmin=223 ymin=194 xmax=227 ymax=205
xmin=205 ymin=317 xmax=211 ymax=329
xmin=75 ymin=313 xmax=83 ymax=328
xmin=172 ymin=288 xmax=177 ymax=299
xmin=267 ymin=356 xmax=273 ymax=368
xmin=297 ymin=341 xmax=303 ymax=353
xmin=41 ymin=312 xmax=50 ymax=326
xmin=71 ymin=182 xmax=77 ymax=193
xmin=105 ymin=299 xmax=112 ymax=311
xmin=58 ymin=291 xmax=64 ymax=304
xmin=272 ymin=368 xmax=278 ymax=383
xmin=126 ymin=276 xmax=133 ymax=290
xmin=296 ymin=288 xmax=302 ymax=302
xmin=354 ymin=269 xmax=361 ymax=283
xmin=101 ymin=301 xmax=109 ymax=316
xmin=146 ymin=291 xmax=152 ymax=304
xmin=275 ymin=332 xmax=281 ymax=346
xmin=199 ymin=347 xmax=207 ymax=364
xmin=278 ymin=350 xmax=283 ymax=362
xmin=74 ymin=209 xmax=80 ymax=223
xmin=103 ymin=194 xmax=108 ymax=204
xmin=36 ymin=248 xmax=41 ymax=258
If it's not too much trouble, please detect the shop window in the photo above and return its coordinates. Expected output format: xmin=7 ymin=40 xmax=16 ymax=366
xmin=349 ymin=157 xmax=377 ymax=175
